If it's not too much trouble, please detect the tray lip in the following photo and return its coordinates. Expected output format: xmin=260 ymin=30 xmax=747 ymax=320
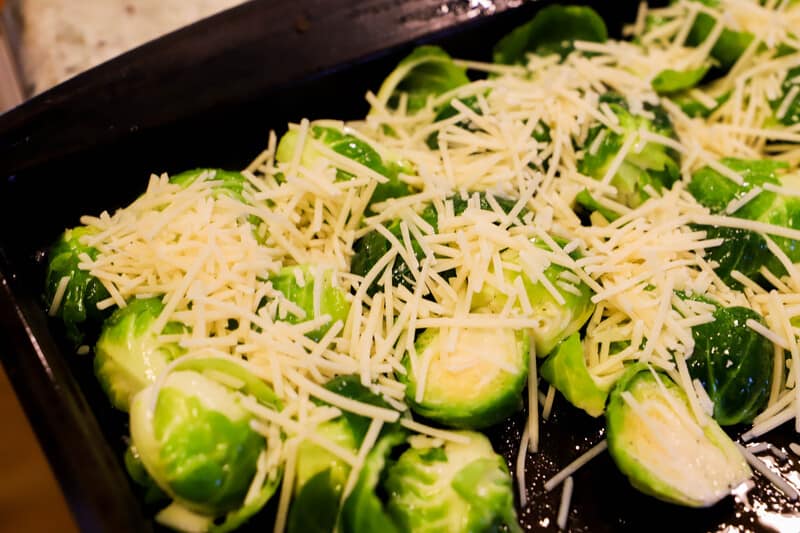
xmin=0 ymin=1 xmax=543 ymax=531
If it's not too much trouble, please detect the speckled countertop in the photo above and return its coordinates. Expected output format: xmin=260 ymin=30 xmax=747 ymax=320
xmin=3 ymin=0 xmax=248 ymax=96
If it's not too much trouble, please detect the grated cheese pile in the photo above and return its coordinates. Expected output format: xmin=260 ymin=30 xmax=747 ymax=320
xmin=56 ymin=0 xmax=800 ymax=529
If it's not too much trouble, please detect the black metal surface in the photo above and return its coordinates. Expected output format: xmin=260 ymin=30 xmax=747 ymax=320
xmin=1 ymin=0 xmax=798 ymax=532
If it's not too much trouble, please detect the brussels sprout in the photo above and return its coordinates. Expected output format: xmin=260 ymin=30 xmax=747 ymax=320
xmin=94 ymin=297 xmax=188 ymax=411
xmin=372 ymin=45 xmax=470 ymax=115
xmin=606 ymin=364 xmax=751 ymax=507
xmin=688 ymin=158 xmax=800 ymax=283
xmin=689 ymin=305 xmax=773 ymax=425
xmin=44 ymin=226 xmax=112 ymax=345
xmin=269 ymin=265 xmax=351 ymax=342
xmin=579 ymin=96 xmax=680 ymax=209
xmin=540 ymin=333 xmax=613 ymax=417
xmin=340 ymin=430 xmax=521 ymax=533
xmin=288 ymin=375 xmax=395 ymax=533
xmin=350 ymin=192 xmax=525 ymax=296
xmin=400 ymin=324 xmax=529 ymax=429
xmin=169 ymin=168 xmax=251 ymax=203
xmin=472 ymin=240 xmax=594 ymax=357
xmin=129 ymin=357 xmax=282 ymax=530
xmin=425 ymin=95 xmax=483 ymax=150
xmin=493 ymin=4 xmax=608 ymax=64
xmin=685 ymin=0 xmax=753 ymax=72
xmin=276 ymin=125 xmax=414 ymax=211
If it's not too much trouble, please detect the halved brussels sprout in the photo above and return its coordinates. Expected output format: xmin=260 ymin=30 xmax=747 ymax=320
xmin=94 ymin=297 xmax=187 ymax=411
xmin=129 ymin=356 xmax=282 ymax=530
xmin=44 ymin=225 xmax=112 ymax=345
xmin=606 ymin=364 xmax=751 ymax=507
xmin=689 ymin=305 xmax=773 ymax=426
xmin=269 ymin=265 xmax=351 ymax=342
xmin=540 ymin=333 xmax=613 ymax=417
xmin=340 ymin=430 xmax=521 ymax=533
xmin=289 ymin=375 xmax=395 ymax=533
xmin=400 ymin=324 xmax=529 ymax=429
xmin=472 ymin=240 xmax=594 ymax=357
xmin=578 ymin=96 xmax=680 ymax=209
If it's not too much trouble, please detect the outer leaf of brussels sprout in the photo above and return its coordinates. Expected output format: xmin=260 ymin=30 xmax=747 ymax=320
xmin=94 ymin=297 xmax=187 ymax=411
xmin=384 ymin=432 xmax=521 ymax=533
xmin=575 ymin=188 xmax=622 ymax=222
xmin=770 ymin=65 xmax=800 ymax=125
xmin=493 ymin=4 xmax=608 ymax=64
xmin=169 ymin=168 xmax=249 ymax=202
xmin=606 ymin=364 xmax=751 ymax=507
xmin=693 ymin=224 xmax=771 ymax=289
xmin=287 ymin=470 xmax=343 ymax=533
xmin=130 ymin=357 xmax=281 ymax=520
xmin=425 ymin=95 xmax=483 ymax=150
xmin=651 ymin=65 xmax=710 ymax=94
xmin=540 ymin=333 xmax=612 ymax=417
xmin=125 ymin=445 xmax=168 ymax=504
xmin=670 ymin=90 xmax=730 ymax=118
xmin=339 ymin=429 xmax=408 ymax=533
xmin=689 ymin=306 xmax=773 ymax=425
xmin=372 ymin=45 xmax=469 ymax=115
xmin=472 ymin=243 xmax=594 ymax=357
xmin=269 ymin=265 xmax=350 ymax=342
xmin=44 ymin=226 xmax=112 ymax=345
xmin=685 ymin=2 xmax=753 ymax=71
xmin=400 ymin=325 xmax=529 ymax=429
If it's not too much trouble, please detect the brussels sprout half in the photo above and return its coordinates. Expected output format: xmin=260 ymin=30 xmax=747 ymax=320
xmin=129 ymin=356 xmax=282 ymax=530
xmin=606 ymin=364 xmax=751 ymax=507
xmin=540 ymin=333 xmax=614 ymax=417
xmin=340 ymin=430 xmax=521 ymax=533
xmin=472 ymin=242 xmax=595 ymax=357
xmin=44 ymin=225 xmax=112 ymax=345
xmin=400 ymin=324 xmax=530 ymax=429
xmin=269 ymin=265 xmax=351 ymax=342
xmin=689 ymin=305 xmax=773 ymax=426
xmin=94 ymin=297 xmax=188 ymax=411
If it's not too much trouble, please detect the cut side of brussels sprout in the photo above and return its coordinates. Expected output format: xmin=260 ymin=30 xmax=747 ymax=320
xmin=400 ymin=324 xmax=529 ymax=429
xmin=606 ymin=364 xmax=751 ymax=507
xmin=129 ymin=357 xmax=282 ymax=530
xmin=472 ymin=243 xmax=594 ymax=357
xmin=384 ymin=432 xmax=521 ymax=533
xmin=540 ymin=333 xmax=613 ymax=417
xmin=269 ymin=265 xmax=351 ymax=342
xmin=94 ymin=296 xmax=187 ymax=411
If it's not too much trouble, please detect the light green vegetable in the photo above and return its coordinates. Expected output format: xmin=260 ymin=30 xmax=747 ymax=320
xmin=340 ymin=431 xmax=521 ymax=533
xmin=129 ymin=357 xmax=282 ymax=531
xmin=399 ymin=324 xmax=529 ymax=429
xmin=539 ymin=333 xmax=613 ymax=417
xmin=606 ymin=364 xmax=751 ymax=507
xmin=269 ymin=265 xmax=351 ymax=342
xmin=94 ymin=297 xmax=187 ymax=411
xmin=472 ymin=240 xmax=594 ymax=357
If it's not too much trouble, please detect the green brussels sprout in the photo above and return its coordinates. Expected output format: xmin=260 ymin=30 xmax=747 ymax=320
xmin=770 ymin=65 xmax=800 ymax=125
xmin=606 ymin=364 xmax=751 ymax=507
xmin=687 ymin=158 xmax=800 ymax=284
xmin=340 ymin=430 xmax=521 ymax=533
xmin=276 ymin=125 xmax=414 ymax=211
xmin=288 ymin=375 xmax=395 ymax=533
xmin=129 ymin=357 xmax=282 ymax=530
xmin=44 ymin=226 xmax=112 ymax=345
xmin=472 ymin=240 xmax=594 ymax=357
xmin=651 ymin=65 xmax=710 ymax=95
xmin=351 ymin=192 xmax=526 ymax=296
xmin=400 ymin=324 xmax=530 ymax=429
xmin=689 ymin=305 xmax=773 ymax=426
xmin=670 ymin=90 xmax=730 ymax=119
xmin=493 ymin=4 xmax=608 ymax=64
xmin=579 ymin=96 xmax=680 ymax=209
xmin=372 ymin=45 xmax=470 ymax=115
xmin=685 ymin=0 xmax=754 ymax=72
xmin=425 ymin=95 xmax=483 ymax=150
xmin=94 ymin=297 xmax=188 ymax=411
xmin=540 ymin=333 xmax=613 ymax=417
xmin=269 ymin=265 xmax=351 ymax=342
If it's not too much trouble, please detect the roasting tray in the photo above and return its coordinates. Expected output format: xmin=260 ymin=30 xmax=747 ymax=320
xmin=1 ymin=1 xmax=798 ymax=531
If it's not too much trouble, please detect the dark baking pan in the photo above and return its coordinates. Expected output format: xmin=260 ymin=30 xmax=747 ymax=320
xmin=1 ymin=0 xmax=799 ymax=532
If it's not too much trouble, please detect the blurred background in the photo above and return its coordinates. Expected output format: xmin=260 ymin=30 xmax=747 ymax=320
xmin=0 ymin=1 xmax=248 ymax=531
